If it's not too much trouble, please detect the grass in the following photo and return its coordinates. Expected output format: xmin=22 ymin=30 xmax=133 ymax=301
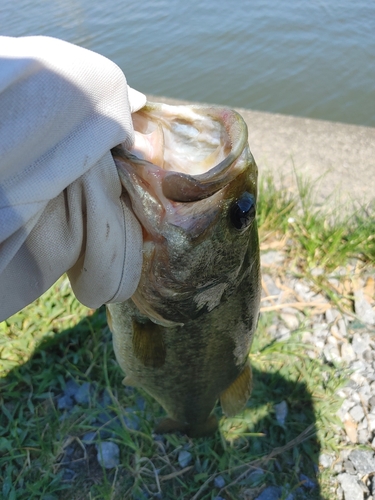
xmin=1 ymin=174 xmax=374 ymax=500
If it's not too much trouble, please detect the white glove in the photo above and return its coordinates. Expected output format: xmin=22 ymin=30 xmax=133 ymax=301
xmin=0 ymin=36 xmax=146 ymax=321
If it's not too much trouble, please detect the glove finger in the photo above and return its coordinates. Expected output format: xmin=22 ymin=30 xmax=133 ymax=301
xmin=128 ymin=86 xmax=147 ymax=113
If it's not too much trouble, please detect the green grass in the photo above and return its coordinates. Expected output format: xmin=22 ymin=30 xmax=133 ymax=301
xmin=1 ymin=175 xmax=374 ymax=499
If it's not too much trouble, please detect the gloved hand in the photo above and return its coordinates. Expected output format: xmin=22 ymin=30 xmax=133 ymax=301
xmin=0 ymin=36 xmax=146 ymax=321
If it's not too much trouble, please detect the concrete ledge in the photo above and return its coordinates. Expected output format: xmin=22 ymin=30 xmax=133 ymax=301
xmin=147 ymin=95 xmax=375 ymax=213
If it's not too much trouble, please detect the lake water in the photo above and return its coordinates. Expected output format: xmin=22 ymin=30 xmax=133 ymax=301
xmin=1 ymin=0 xmax=375 ymax=126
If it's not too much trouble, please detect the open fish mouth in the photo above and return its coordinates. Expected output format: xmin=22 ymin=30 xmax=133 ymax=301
xmin=112 ymin=101 xmax=250 ymax=203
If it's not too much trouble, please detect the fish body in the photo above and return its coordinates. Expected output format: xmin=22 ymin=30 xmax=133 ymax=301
xmin=107 ymin=102 xmax=261 ymax=436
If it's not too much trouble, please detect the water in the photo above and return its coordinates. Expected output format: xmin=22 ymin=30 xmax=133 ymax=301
xmin=1 ymin=0 xmax=374 ymax=126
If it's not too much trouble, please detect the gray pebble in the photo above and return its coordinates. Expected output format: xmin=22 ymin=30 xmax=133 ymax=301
xmin=301 ymin=331 xmax=313 ymax=343
xmin=326 ymin=308 xmax=340 ymax=324
xmin=351 ymin=372 xmax=368 ymax=386
xmin=340 ymin=343 xmax=357 ymax=364
xmin=363 ymin=349 xmax=375 ymax=363
xmin=313 ymin=323 xmax=329 ymax=338
xmin=136 ymin=397 xmax=146 ymax=411
xmin=82 ymin=431 xmax=97 ymax=444
xmin=63 ymin=445 xmax=75 ymax=458
xmin=357 ymin=419 xmax=368 ymax=431
xmin=358 ymin=429 xmax=369 ymax=445
xmin=214 ymin=475 xmax=225 ymax=488
xmin=319 ymin=453 xmax=334 ymax=468
xmin=368 ymin=415 xmax=375 ymax=433
xmin=63 ymin=379 xmax=80 ymax=398
xmin=260 ymin=251 xmax=285 ymax=266
xmin=255 ymin=486 xmax=282 ymax=500
xmin=333 ymin=462 xmax=343 ymax=474
xmin=294 ymin=281 xmax=313 ymax=299
xmin=337 ymin=400 xmax=355 ymax=420
xmin=262 ymin=274 xmax=282 ymax=297
xmin=74 ymin=382 xmax=91 ymax=405
xmin=323 ymin=344 xmax=341 ymax=363
xmin=337 ymin=473 xmax=363 ymax=500
xmin=372 ymin=477 xmax=375 ymax=498
xmin=57 ymin=395 xmax=74 ymax=411
xmin=62 ymin=468 xmax=76 ymax=481
xmin=100 ymin=389 xmax=112 ymax=407
xmin=311 ymin=266 xmax=324 ymax=276
xmin=349 ymin=450 xmax=375 ymax=476
xmin=343 ymin=459 xmax=357 ymax=475
xmin=280 ymin=312 xmax=299 ymax=330
xmin=246 ymin=469 xmax=265 ymax=485
xmin=349 ymin=405 xmax=365 ymax=423
xmin=96 ymin=410 xmax=117 ymax=425
xmin=359 ymin=384 xmax=371 ymax=397
xmin=96 ymin=442 xmax=120 ymax=469
xmin=336 ymin=485 xmax=344 ymax=500
xmin=299 ymin=474 xmax=316 ymax=489
xmin=274 ymin=401 xmax=288 ymax=426
xmin=354 ymin=289 xmax=375 ymax=325
xmin=351 ymin=360 xmax=368 ymax=373
xmin=178 ymin=450 xmax=192 ymax=468
xmin=338 ymin=318 xmax=348 ymax=337
xmin=273 ymin=326 xmax=291 ymax=342
xmin=327 ymin=334 xmax=338 ymax=345
xmin=123 ymin=409 xmax=140 ymax=431
xmin=352 ymin=333 xmax=371 ymax=356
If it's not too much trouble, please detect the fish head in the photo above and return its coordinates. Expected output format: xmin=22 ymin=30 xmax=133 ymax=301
xmin=112 ymin=102 xmax=259 ymax=326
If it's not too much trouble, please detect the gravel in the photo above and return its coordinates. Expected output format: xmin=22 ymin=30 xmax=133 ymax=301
xmin=52 ymin=250 xmax=374 ymax=498
xmin=261 ymin=252 xmax=375 ymax=500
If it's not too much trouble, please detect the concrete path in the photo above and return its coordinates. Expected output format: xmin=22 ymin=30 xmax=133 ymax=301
xmin=148 ymin=95 xmax=375 ymax=214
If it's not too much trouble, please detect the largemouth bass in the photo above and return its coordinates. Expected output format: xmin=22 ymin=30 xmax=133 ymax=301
xmin=107 ymin=102 xmax=261 ymax=437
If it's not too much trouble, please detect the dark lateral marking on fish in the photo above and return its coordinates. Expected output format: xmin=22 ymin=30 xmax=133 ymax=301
xmin=219 ymin=359 xmax=252 ymax=417
xmin=155 ymin=414 xmax=218 ymax=438
xmin=132 ymin=319 xmax=166 ymax=368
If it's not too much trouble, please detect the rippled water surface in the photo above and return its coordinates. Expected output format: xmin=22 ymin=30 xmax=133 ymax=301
xmin=2 ymin=0 xmax=374 ymax=126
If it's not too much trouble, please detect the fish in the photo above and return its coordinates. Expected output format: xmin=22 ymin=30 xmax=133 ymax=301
xmin=107 ymin=101 xmax=261 ymax=437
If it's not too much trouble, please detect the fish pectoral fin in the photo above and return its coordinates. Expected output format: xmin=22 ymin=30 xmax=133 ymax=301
xmin=106 ymin=306 xmax=113 ymax=332
xmin=220 ymin=359 xmax=252 ymax=417
xmin=132 ymin=319 xmax=166 ymax=368
xmin=122 ymin=376 xmax=138 ymax=387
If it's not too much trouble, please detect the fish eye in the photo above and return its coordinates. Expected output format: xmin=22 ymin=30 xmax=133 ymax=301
xmin=230 ymin=192 xmax=256 ymax=230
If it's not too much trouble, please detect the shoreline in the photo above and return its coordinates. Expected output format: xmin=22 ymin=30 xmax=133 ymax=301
xmin=147 ymin=95 xmax=375 ymax=214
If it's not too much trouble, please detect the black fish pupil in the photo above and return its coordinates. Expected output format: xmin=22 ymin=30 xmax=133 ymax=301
xmin=230 ymin=192 xmax=256 ymax=230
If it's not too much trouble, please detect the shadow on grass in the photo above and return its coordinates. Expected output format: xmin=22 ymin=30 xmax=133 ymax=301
xmin=0 ymin=308 xmax=322 ymax=500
